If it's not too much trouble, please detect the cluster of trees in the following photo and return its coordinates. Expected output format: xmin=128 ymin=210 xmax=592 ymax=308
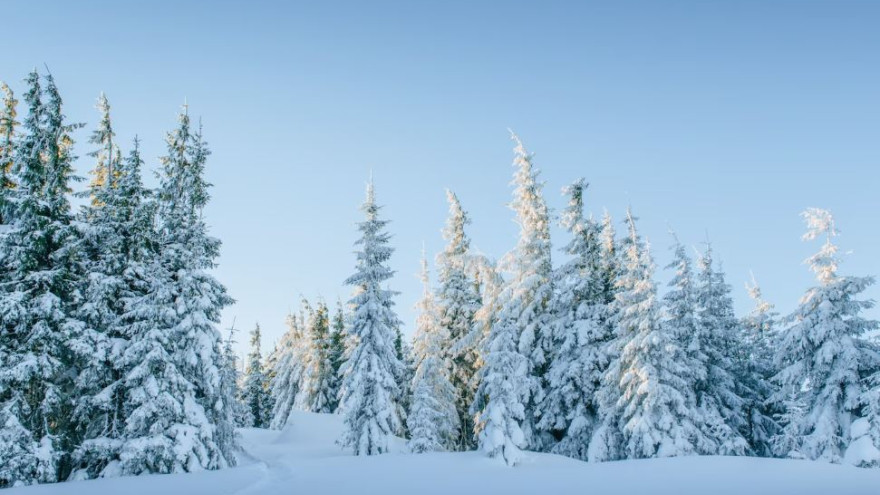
xmin=0 ymin=72 xmax=236 ymax=487
xmin=266 ymin=132 xmax=879 ymax=469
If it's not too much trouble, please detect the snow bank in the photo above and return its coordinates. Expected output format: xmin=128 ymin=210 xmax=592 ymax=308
xmin=9 ymin=411 xmax=880 ymax=495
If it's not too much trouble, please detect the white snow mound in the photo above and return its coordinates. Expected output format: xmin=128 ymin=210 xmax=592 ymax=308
xmin=8 ymin=411 xmax=880 ymax=495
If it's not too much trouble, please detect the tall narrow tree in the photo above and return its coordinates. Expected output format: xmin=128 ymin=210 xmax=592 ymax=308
xmin=242 ymin=324 xmax=272 ymax=427
xmin=435 ymin=190 xmax=480 ymax=450
xmin=338 ymin=181 xmax=404 ymax=455
xmin=118 ymin=107 xmax=235 ymax=474
xmin=0 ymin=72 xmax=84 ymax=486
xmin=501 ymin=133 xmax=554 ymax=450
xmin=408 ymin=253 xmax=459 ymax=452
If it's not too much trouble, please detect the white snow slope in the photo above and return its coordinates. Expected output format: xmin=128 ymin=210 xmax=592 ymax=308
xmin=9 ymin=412 xmax=880 ymax=495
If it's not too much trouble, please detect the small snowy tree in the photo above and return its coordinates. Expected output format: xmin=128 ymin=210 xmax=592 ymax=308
xmin=538 ymin=179 xmax=610 ymax=460
xmin=434 ymin=190 xmax=481 ymax=450
xmin=772 ymin=208 xmax=878 ymax=463
xmin=327 ymin=302 xmax=347 ymax=413
xmin=242 ymin=324 xmax=272 ymax=427
xmin=338 ymin=181 xmax=404 ymax=455
xmin=269 ymin=306 xmax=308 ymax=428
xmin=408 ymin=254 xmax=459 ymax=452
xmin=300 ymin=303 xmax=337 ymax=413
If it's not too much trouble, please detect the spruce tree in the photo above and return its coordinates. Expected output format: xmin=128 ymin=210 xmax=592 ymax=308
xmin=501 ymin=133 xmax=554 ymax=450
xmin=118 ymin=106 xmax=235 ymax=474
xmin=772 ymin=208 xmax=878 ymax=463
xmin=0 ymin=71 xmax=84 ymax=486
xmin=243 ymin=324 xmax=272 ymax=427
xmin=592 ymin=210 xmax=703 ymax=461
xmin=408 ymin=254 xmax=459 ymax=452
xmin=338 ymin=181 xmax=404 ymax=455
xmin=0 ymin=81 xmax=18 ymax=224
xmin=435 ymin=190 xmax=480 ymax=450
xmin=694 ymin=245 xmax=749 ymax=455
xmin=269 ymin=307 xmax=308 ymax=428
xmin=327 ymin=302 xmax=347 ymax=413
xmin=71 ymin=97 xmax=156 ymax=479
xmin=739 ymin=276 xmax=780 ymax=457
xmin=300 ymin=303 xmax=336 ymax=413
xmin=538 ymin=179 xmax=610 ymax=460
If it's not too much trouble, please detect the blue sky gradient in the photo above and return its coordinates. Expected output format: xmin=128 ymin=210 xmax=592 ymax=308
xmin=4 ymin=1 xmax=879 ymax=354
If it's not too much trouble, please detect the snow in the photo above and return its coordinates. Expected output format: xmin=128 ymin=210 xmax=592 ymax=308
xmin=8 ymin=411 xmax=880 ymax=495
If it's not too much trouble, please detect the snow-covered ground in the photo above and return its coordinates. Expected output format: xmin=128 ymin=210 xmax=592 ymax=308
xmin=9 ymin=412 xmax=880 ymax=495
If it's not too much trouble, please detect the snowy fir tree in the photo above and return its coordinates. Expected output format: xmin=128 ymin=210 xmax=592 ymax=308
xmin=0 ymin=71 xmax=85 ymax=486
xmin=693 ymin=245 xmax=749 ymax=455
xmin=0 ymin=81 xmax=18 ymax=225
xmin=338 ymin=180 xmax=405 ymax=455
xmin=221 ymin=325 xmax=251 ymax=428
xmin=738 ymin=276 xmax=781 ymax=457
xmin=300 ymin=302 xmax=337 ymax=413
xmin=269 ymin=305 xmax=308 ymax=428
xmin=70 ymin=98 xmax=157 ymax=479
xmin=434 ymin=190 xmax=481 ymax=450
xmin=407 ymin=253 xmax=459 ymax=452
xmin=772 ymin=208 xmax=879 ymax=464
xmin=242 ymin=323 xmax=272 ymax=427
xmin=117 ymin=106 xmax=235 ymax=475
xmin=592 ymin=210 xmax=704 ymax=461
xmin=328 ymin=302 xmax=348 ymax=412
xmin=500 ymin=132 xmax=554 ymax=450
xmin=538 ymin=179 xmax=610 ymax=460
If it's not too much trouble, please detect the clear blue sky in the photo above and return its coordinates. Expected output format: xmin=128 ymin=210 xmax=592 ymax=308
xmin=4 ymin=1 xmax=879 ymax=356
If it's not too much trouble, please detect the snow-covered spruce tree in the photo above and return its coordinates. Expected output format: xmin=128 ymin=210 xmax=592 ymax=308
xmin=408 ymin=253 xmax=459 ymax=452
xmin=221 ymin=325 xmax=251 ymax=428
xmin=242 ymin=323 xmax=272 ymax=427
xmin=327 ymin=302 xmax=347 ymax=413
xmin=772 ymin=208 xmax=878 ymax=464
xmin=338 ymin=180 xmax=405 ymax=455
xmin=538 ymin=179 xmax=610 ymax=460
xmin=71 ymin=98 xmax=157 ymax=480
xmin=269 ymin=308 xmax=307 ymax=429
xmin=693 ymin=245 xmax=749 ymax=455
xmin=500 ymin=132 xmax=554 ymax=450
xmin=0 ymin=72 xmax=84 ymax=486
xmin=592 ymin=209 xmax=703 ymax=461
xmin=0 ymin=81 xmax=18 ymax=225
xmin=472 ymin=293 xmax=529 ymax=466
xmin=738 ymin=276 xmax=780 ymax=457
xmin=300 ymin=302 xmax=337 ymax=413
xmin=434 ymin=190 xmax=481 ymax=450
xmin=118 ymin=107 xmax=235 ymax=475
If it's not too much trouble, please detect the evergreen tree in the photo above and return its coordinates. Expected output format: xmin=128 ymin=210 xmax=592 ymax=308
xmin=300 ymin=303 xmax=336 ymax=413
xmin=338 ymin=181 xmax=404 ymax=455
xmin=501 ymin=133 xmax=554 ymax=450
xmin=408 ymin=254 xmax=459 ymax=452
xmin=435 ymin=190 xmax=481 ymax=450
xmin=327 ymin=302 xmax=347 ymax=413
xmin=0 ymin=81 xmax=18 ymax=224
xmin=739 ymin=276 xmax=780 ymax=457
xmin=693 ymin=245 xmax=749 ymax=455
xmin=269 ymin=307 xmax=308 ymax=429
xmin=221 ymin=325 xmax=251 ymax=428
xmin=118 ymin=106 xmax=235 ymax=474
xmin=242 ymin=323 xmax=272 ymax=427
xmin=0 ymin=71 xmax=84 ymax=486
xmin=538 ymin=179 xmax=609 ymax=460
xmin=772 ymin=208 xmax=878 ymax=463
xmin=71 ymin=96 xmax=156 ymax=479
xmin=592 ymin=210 xmax=703 ymax=461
